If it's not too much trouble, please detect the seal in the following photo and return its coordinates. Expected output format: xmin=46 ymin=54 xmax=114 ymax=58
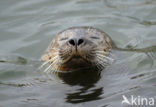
xmin=42 ymin=26 xmax=114 ymax=72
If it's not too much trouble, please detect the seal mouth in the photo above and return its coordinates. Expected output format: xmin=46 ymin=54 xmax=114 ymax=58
xmin=65 ymin=54 xmax=91 ymax=64
xmin=72 ymin=55 xmax=82 ymax=59
xmin=69 ymin=55 xmax=85 ymax=62
xmin=59 ymin=53 xmax=94 ymax=71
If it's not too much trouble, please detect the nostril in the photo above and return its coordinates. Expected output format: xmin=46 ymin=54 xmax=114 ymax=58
xmin=68 ymin=39 xmax=75 ymax=46
xmin=78 ymin=39 xmax=84 ymax=46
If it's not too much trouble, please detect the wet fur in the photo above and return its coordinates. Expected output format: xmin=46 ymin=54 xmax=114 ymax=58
xmin=41 ymin=26 xmax=113 ymax=72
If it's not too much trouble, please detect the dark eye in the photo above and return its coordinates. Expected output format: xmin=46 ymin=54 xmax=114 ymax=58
xmin=60 ymin=37 xmax=68 ymax=41
xmin=90 ymin=36 xmax=99 ymax=39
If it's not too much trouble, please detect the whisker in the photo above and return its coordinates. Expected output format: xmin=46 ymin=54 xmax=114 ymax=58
xmin=48 ymin=47 xmax=59 ymax=51
xmin=44 ymin=55 xmax=59 ymax=64
xmin=44 ymin=64 xmax=52 ymax=72
xmin=96 ymin=62 xmax=103 ymax=70
xmin=39 ymin=55 xmax=58 ymax=68
xmin=39 ymin=61 xmax=49 ymax=69
xmin=44 ymin=57 xmax=59 ymax=73
xmin=96 ymin=53 xmax=114 ymax=62
xmin=50 ymin=60 xmax=61 ymax=73
xmin=96 ymin=56 xmax=108 ymax=66
xmin=46 ymin=52 xmax=58 ymax=57
xmin=95 ymin=61 xmax=104 ymax=70
xmin=95 ymin=50 xmax=113 ymax=56
xmin=95 ymin=50 xmax=109 ymax=54
xmin=95 ymin=56 xmax=109 ymax=69
xmin=59 ymin=49 xmax=71 ymax=59
xmin=97 ymin=56 xmax=111 ymax=67
xmin=42 ymin=54 xmax=61 ymax=72
xmin=97 ymin=59 xmax=108 ymax=67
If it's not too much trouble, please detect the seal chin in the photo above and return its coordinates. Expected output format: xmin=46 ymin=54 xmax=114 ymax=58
xmin=58 ymin=52 xmax=94 ymax=71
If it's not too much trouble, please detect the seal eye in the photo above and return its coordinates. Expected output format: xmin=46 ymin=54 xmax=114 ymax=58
xmin=60 ymin=37 xmax=68 ymax=41
xmin=90 ymin=36 xmax=99 ymax=39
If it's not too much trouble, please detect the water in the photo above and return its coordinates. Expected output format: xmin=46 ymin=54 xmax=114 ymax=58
xmin=0 ymin=0 xmax=156 ymax=107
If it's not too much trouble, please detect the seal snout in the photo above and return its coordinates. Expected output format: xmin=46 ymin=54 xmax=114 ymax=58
xmin=66 ymin=37 xmax=90 ymax=61
xmin=68 ymin=38 xmax=85 ymax=49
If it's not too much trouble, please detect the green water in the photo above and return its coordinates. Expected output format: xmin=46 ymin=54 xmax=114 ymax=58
xmin=0 ymin=0 xmax=156 ymax=107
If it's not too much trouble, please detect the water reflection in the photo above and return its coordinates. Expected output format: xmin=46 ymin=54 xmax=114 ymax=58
xmin=57 ymin=68 xmax=102 ymax=103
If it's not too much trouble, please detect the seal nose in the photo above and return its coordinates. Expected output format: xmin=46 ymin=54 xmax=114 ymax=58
xmin=77 ymin=39 xmax=84 ymax=46
xmin=68 ymin=38 xmax=84 ymax=46
xmin=68 ymin=39 xmax=76 ymax=46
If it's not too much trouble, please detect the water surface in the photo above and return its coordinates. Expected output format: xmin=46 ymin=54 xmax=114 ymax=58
xmin=0 ymin=0 xmax=156 ymax=107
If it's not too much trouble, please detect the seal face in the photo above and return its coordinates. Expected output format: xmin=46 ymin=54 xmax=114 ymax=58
xmin=42 ymin=26 xmax=113 ymax=72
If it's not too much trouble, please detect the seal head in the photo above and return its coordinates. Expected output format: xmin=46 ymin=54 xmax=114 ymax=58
xmin=42 ymin=26 xmax=113 ymax=72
